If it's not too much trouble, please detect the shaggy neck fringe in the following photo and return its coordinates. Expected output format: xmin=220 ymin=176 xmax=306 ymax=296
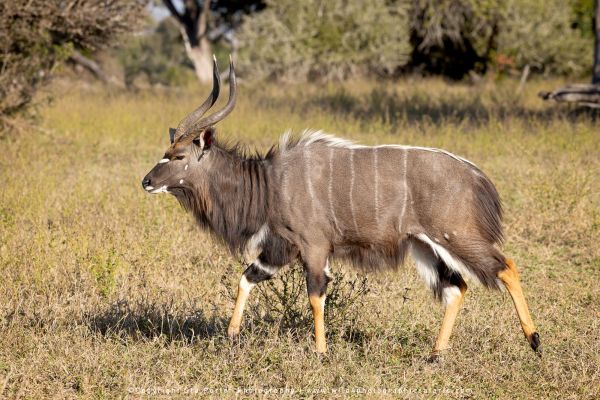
xmin=175 ymin=141 xmax=273 ymax=253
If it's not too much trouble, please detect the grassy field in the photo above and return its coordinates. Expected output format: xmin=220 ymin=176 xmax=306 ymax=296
xmin=0 ymin=77 xmax=599 ymax=399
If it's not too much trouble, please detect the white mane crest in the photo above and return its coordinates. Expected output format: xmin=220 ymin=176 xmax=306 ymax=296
xmin=279 ymin=129 xmax=480 ymax=170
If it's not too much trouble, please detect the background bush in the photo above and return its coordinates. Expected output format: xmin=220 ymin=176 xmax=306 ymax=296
xmin=1 ymin=0 xmax=597 ymax=120
xmin=237 ymin=0 xmax=412 ymax=82
xmin=408 ymin=0 xmax=503 ymax=79
xmin=237 ymin=0 xmax=596 ymax=81
xmin=0 ymin=0 xmax=144 ymax=119
xmin=497 ymin=0 xmax=594 ymax=76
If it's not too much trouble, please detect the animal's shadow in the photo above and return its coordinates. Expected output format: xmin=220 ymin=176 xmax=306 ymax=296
xmin=85 ymin=297 xmax=375 ymax=350
xmin=85 ymin=299 xmax=228 ymax=344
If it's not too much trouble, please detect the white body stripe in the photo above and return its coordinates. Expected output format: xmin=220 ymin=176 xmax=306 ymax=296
xmin=304 ymin=150 xmax=316 ymax=203
xmin=281 ymin=168 xmax=288 ymax=201
xmin=328 ymin=147 xmax=341 ymax=233
xmin=373 ymin=147 xmax=380 ymax=224
xmin=349 ymin=149 xmax=359 ymax=232
xmin=399 ymin=148 xmax=408 ymax=230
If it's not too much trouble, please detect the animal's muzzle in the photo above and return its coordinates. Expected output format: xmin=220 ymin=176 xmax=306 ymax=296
xmin=142 ymin=176 xmax=152 ymax=190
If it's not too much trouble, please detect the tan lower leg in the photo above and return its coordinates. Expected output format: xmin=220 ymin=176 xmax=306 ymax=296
xmin=498 ymin=259 xmax=536 ymax=340
xmin=228 ymin=275 xmax=254 ymax=337
xmin=309 ymin=294 xmax=327 ymax=353
xmin=432 ymin=283 xmax=467 ymax=355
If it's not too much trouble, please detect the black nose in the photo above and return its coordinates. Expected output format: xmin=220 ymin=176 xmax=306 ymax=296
xmin=142 ymin=177 xmax=151 ymax=188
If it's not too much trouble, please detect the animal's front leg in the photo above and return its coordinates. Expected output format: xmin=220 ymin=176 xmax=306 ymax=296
xmin=304 ymin=253 xmax=332 ymax=354
xmin=227 ymin=257 xmax=280 ymax=338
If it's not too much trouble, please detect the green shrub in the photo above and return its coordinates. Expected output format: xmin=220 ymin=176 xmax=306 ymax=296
xmin=238 ymin=0 xmax=411 ymax=82
xmin=238 ymin=0 xmax=594 ymax=81
xmin=497 ymin=0 xmax=594 ymax=76
xmin=222 ymin=262 xmax=370 ymax=338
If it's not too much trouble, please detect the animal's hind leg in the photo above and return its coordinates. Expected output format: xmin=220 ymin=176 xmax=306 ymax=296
xmin=431 ymin=279 xmax=467 ymax=358
xmin=411 ymin=239 xmax=467 ymax=359
xmin=497 ymin=258 xmax=541 ymax=355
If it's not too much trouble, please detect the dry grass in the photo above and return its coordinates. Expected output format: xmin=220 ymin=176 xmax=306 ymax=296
xmin=0 ymin=77 xmax=599 ymax=399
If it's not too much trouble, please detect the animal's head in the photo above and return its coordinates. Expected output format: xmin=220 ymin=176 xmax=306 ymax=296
xmin=142 ymin=56 xmax=236 ymax=195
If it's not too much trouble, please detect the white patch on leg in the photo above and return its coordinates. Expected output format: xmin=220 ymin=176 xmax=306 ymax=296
xmin=416 ymin=233 xmax=481 ymax=285
xmin=318 ymin=294 xmax=326 ymax=313
xmin=158 ymin=158 xmax=169 ymax=164
xmin=239 ymin=275 xmax=255 ymax=293
xmin=442 ymin=286 xmax=462 ymax=307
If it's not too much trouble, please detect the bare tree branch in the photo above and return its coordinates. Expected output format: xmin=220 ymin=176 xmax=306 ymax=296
xmin=162 ymin=0 xmax=183 ymax=23
xmin=198 ymin=0 xmax=211 ymax=40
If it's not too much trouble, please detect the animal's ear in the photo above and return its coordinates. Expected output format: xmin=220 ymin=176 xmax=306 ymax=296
xmin=169 ymin=128 xmax=176 ymax=144
xmin=194 ymin=127 xmax=215 ymax=150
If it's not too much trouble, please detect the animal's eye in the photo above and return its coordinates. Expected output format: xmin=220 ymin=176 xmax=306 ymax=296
xmin=174 ymin=155 xmax=185 ymax=161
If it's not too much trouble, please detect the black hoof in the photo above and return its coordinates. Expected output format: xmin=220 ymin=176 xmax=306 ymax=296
xmin=529 ymin=332 xmax=542 ymax=356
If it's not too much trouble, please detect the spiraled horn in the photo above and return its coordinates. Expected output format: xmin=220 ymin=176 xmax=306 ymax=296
xmin=188 ymin=55 xmax=236 ymax=134
xmin=173 ymin=55 xmax=221 ymax=141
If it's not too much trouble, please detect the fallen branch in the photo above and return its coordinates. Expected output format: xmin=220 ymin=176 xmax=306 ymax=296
xmin=68 ymin=50 xmax=124 ymax=88
xmin=538 ymin=84 xmax=600 ymax=108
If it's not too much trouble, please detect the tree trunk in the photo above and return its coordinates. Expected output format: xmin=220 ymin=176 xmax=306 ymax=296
xmin=163 ymin=0 xmax=214 ymax=83
xmin=182 ymin=0 xmax=213 ymax=83
xmin=181 ymin=29 xmax=213 ymax=83
xmin=594 ymin=0 xmax=600 ymax=84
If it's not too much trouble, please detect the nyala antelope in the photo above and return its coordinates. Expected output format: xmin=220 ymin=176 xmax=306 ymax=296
xmin=142 ymin=57 xmax=541 ymax=358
